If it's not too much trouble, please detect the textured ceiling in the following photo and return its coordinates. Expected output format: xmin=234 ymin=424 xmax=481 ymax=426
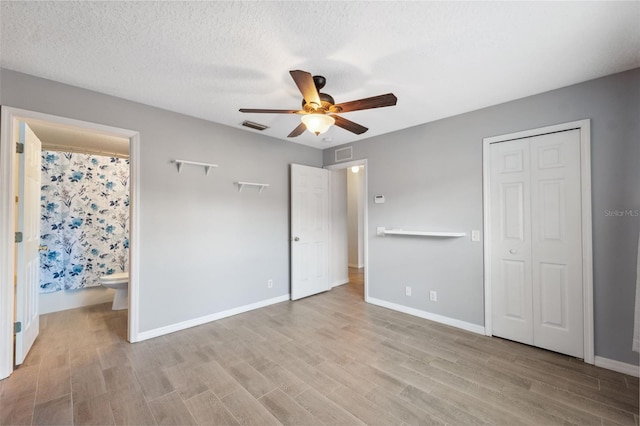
xmin=1 ymin=1 xmax=639 ymax=149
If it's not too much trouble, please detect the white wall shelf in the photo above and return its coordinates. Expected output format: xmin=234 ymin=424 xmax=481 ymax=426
xmin=377 ymin=227 xmax=466 ymax=238
xmin=172 ymin=159 xmax=219 ymax=175
xmin=235 ymin=181 xmax=270 ymax=194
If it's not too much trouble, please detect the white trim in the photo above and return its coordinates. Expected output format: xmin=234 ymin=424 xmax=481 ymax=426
xmin=578 ymin=122 xmax=594 ymax=365
xmin=325 ymin=159 xmax=369 ymax=302
xmin=330 ymin=278 xmax=349 ymax=288
xmin=325 ymin=159 xmax=365 ymax=171
xmin=128 ymin=132 xmax=141 ymax=342
xmin=137 ymin=294 xmax=290 ymax=341
xmin=482 ymin=119 xmax=594 ymax=364
xmin=0 ymin=107 xmax=141 ymax=379
xmin=368 ymin=297 xmax=485 ymax=335
xmin=594 ymin=356 xmax=640 ymax=378
xmin=364 ymin=164 xmax=369 ymax=302
xmin=0 ymin=107 xmax=16 ymax=380
xmin=482 ymin=137 xmax=492 ymax=337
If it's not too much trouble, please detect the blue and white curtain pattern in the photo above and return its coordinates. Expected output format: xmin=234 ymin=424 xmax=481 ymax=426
xmin=39 ymin=151 xmax=130 ymax=293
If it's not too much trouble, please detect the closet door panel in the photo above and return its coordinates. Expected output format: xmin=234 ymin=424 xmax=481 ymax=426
xmin=490 ymin=139 xmax=533 ymax=345
xmin=531 ymin=130 xmax=583 ymax=358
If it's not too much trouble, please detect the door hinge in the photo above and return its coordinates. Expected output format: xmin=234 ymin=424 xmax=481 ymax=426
xmin=14 ymin=322 xmax=22 ymax=333
xmin=15 ymin=231 xmax=23 ymax=243
xmin=16 ymin=143 xmax=24 ymax=154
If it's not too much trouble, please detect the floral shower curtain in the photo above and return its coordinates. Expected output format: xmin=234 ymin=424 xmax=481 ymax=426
xmin=39 ymin=151 xmax=130 ymax=293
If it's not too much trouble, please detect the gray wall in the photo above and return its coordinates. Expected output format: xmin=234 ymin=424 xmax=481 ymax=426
xmin=0 ymin=69 xmax=322 ymax=332
xmin=323 ymin=69 xmax=640 ymax=366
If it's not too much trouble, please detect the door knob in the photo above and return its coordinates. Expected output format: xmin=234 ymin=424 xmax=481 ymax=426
xmin=509 ymin=249 xmax=517 ymax=254
xmin=294 ymin=237 xmax=300 ymax=242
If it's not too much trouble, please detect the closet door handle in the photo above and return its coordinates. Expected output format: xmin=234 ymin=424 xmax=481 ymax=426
xmin=509 ymin=249 xmax=517 ymax=254
xmin=294 ymin=237 xmax=300 ymax=242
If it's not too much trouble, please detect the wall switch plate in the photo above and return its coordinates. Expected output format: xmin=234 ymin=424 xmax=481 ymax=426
xmin=429 ymin=291 xmax=437 ymax=302
xmin=267 ymin=279 xmax=273 ymax=289
xmin=405 ymin=286 xmax=412 ymax=296
xmin=471 ymin=230 xmax=481 ymax=242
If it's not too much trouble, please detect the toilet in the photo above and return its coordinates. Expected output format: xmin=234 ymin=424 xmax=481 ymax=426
xmin=99 ymin=272 xmax=129 ymax=310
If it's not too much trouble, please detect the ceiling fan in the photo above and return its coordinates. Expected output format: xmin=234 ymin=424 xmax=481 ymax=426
xmin=239 ymin=70 xmax=397 ymax=138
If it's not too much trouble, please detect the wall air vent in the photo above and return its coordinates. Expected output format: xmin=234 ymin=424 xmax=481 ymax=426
xmin=242 ymin=121 xmax=269 ymax=131
xmin=335 ymin=146 xmax=353 ymax=162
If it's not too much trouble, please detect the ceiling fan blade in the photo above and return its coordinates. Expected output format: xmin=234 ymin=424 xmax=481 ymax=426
xmin=289 ymin=70 xmax=321 ymax=108
xmin=331 ymin=115 xmax=368 ymax=135
xmin=239 ymin=108 xmax=301 ymax=114
xmin=287 ymin=122 xmax=307 ymax=138
xmin=333 ymin=93 xmax=397 ymax=113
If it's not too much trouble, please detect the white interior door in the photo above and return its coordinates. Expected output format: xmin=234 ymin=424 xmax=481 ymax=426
xmin=15 ymin=122 xmax=41 ymax=365
xmin=490 ymin=129 xmax=583 ymax=358
xmin=291 ymin=164 xmax=329 ymax=300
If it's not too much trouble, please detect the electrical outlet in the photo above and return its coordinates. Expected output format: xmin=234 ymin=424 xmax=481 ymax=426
xmin=405 ymin=286 xmax=412 ymax=296
xmin=471 ymin=230 xmax=481 ymax=242
xmin=267 ymin=279 xmax=273 ymax=289
xmin=429 ymin=291 xmax=437 ymax=302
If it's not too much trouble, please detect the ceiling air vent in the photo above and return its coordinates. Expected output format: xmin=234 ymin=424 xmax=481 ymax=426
xmin=242 ymin=121 xmax=269 ymax=131
xmin=335 ymin=146 xmax=353 ymax=162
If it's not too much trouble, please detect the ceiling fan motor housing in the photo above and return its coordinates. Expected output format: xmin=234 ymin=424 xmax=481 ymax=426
xmin=302 ymin=92 xmax=336 ymax=112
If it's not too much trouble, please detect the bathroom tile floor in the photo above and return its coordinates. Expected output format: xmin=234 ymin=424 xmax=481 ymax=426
xmin=1 ymin=268 xmax=638 ymax=425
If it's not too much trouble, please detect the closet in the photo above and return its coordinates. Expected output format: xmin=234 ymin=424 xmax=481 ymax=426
xmin=489 ymin=129 xmax=583 ymax=358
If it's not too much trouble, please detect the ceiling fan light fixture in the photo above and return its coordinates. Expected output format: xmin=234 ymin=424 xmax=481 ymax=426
xmin=301 ymin=114 xmax=335 ymax=136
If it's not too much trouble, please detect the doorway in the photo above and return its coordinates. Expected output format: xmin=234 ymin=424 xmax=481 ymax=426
xmin=0 ymin=107 xmax=141 ymax=380
xmin=326 ymin=159 xmax=368 ymax=301
xmin=29 ymin=119 xmax=130 ymax=313
xmin=482 ymin=119 xmax=594 ymax=363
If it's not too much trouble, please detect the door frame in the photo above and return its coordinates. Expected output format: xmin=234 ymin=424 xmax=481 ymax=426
xmin=0 ymin=106 xmax=141 ymax=380
xmin=482 ymin=119 xmax=594 ymax=364
xmin=325 ymin=159 xmax=369 ymax=302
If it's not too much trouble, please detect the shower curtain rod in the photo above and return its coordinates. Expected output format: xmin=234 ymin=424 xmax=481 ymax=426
xmin=42 ymin=144 xmax=130 ymax=159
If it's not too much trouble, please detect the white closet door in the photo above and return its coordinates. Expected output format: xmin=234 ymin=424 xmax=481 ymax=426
xmin=490 ymin=129 xmax=583 ymax=358
xmin=490 ymin=138 xmax=534 ymax=345
xmin=531 ymin=130 xmax=583 ymax=358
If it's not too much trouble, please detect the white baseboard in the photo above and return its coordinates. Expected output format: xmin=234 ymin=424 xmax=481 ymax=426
xmin=137 ymin=294 xmax=290 ymax=342
xmin=595 ymin=356 xmax=640 ymax=377
xmin=367 ymin=297 xmax=485 ymax=335
xmin=348 ymin=263 xmax=364 ymax=269
xmin=331 ymin=278 xmax=349 ymax=288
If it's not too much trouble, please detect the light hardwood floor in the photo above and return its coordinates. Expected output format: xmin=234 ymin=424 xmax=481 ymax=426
xmin=1 ymin=268 xmax=638 ymax=425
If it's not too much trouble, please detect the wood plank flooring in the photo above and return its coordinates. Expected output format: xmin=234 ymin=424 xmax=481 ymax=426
xmin=1 ymin=268 xmax=638 ymax=425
